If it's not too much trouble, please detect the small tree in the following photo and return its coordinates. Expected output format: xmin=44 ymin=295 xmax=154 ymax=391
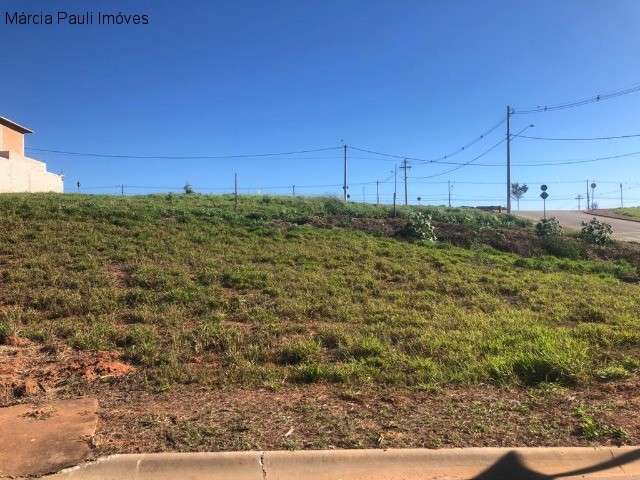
xmin=183 ymin=182 xmax=194 ymax=194
xmin=511 ymin=183 xmax=529 ymax=211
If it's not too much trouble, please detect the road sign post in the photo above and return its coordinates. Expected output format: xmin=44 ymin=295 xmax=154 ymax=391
xmin=540 ymin=185 xmax=549 ymax=219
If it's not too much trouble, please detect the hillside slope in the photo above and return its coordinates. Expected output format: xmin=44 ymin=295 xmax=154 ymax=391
xmin=1 ymin=194 xmax=639 ymax=451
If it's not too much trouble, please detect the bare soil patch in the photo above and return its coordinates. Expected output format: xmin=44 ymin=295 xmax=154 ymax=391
xmin=0 ymin=337 xmax=134 ymax=405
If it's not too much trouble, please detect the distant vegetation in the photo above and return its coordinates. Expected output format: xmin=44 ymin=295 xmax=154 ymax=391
xmin=1 ymin=193 xmax=640 ymax=391
xmin=615 ymin=207 xmax=640 ymax=220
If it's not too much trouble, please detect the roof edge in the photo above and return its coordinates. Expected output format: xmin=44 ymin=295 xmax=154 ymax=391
xmin=0 ymin=116 xmax=33 ymax=134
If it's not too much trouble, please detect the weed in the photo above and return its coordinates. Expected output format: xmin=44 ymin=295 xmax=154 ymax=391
xmin=595 ymin=366 xmax=629 ymax=381
xmin=0 ymin=321 xmax=8 ymax=344
xmin=575 ymin=405 xmax=629 ymax=443
xmin=277 ymin=339 xmax=322 ymax=365
xmin=191 ymin=320 xmax=242 ymax=354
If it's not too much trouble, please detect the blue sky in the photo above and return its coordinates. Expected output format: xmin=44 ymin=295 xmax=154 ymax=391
xmin=3 ymin=0 xmax=640 ymax=208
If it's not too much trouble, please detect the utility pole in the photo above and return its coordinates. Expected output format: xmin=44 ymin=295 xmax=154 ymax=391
xmin=506 ymin=105 xmax=511 ymax=214
xmin=400 ymin=158 xmax=411 ymax=206
xmin=586 ymin=180 xmax=590 ymax=211
xmin=121 ymin=184 xmax=124 ymax=196
xmin=393 ymin=165 xmax=397 ymax=216
xmin=292 ymin=185 xmax=295 ymax=196
xmin=620 ymin=182 xmax=624 ymax=208
xmin=376 ymin=180 xmax=379 ymax=205
xmin=342 ymin=144 xmax=348 ymax=202
xmin=575 ymin=194 xmax=582 ymax=210
xmin=362 ymin=186 xmax=365 ymax=203
xmin=448 ymin=180 xmax=452 ymax=208
xmin=234 ymin=173 xmax=238 ymax=209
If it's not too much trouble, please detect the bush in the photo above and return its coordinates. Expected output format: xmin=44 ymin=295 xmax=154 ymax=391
xmin=579 ymin=218 xmax=613 ymax=245
xmin=535 ymin=217 xmax=562 ymax=238
xmin=402 ymin=211 xmax=437 ymax=242
xmin=542 ymin=236 xmax=581 ymax=259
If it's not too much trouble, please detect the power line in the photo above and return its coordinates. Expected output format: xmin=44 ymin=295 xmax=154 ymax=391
xmin=513 ymin=80 xmax=640 ymax=114
xmin=348 ymin=116 xmax=505 ymax=165
xmin=415 ymin=137 xmax=508 ymax=179
xmin=26 ymin=146 xmax=342 ymax=160
xmin=514 ymin=133 xmax=640 ymax=141
xmin=515 ymin=150 xmax=640 ymax=166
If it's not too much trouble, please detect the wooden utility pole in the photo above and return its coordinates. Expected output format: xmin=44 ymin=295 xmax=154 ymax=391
xmin=448 ymin=180 xmax=452 ymax=208
xmin=342 ymin=144 xmax=348 ymax=202
xmin=121 ymin=184 xmax=124 ymax=196
xmin=506 ymin=106 xmax=511 ymax=214
xmin=376 ymin=180 xmax=379 ymax=205
xmin=292 ymin=185 xmax=295 ymax=196
xmin=620 ymin=183 xmax=624 ymax=208
xmin=400 ymin=159 xmax=411 ymax=206
xmin=234 ymin=173 xmax=238 ymax=209
xmin=575 ymin=195 xmax=582 ymax=210
xmin=586 ymin=180 xmax=590 ymax=210
xmin=393 ymin=165 xmax=397 ymax=216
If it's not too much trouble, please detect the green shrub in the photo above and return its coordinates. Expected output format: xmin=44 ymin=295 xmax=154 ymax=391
xmin=535 ymin=217 xmax=562 ymax=238
xmin=542 ymin=236 xmax=581 ymax=259
xmin=321 ymin=197 xmax=347 ymax=215
xmin=402 ymin=211 xmax=437 ymax=242
xmin=579 ymin=218 xmax=613 ymax=245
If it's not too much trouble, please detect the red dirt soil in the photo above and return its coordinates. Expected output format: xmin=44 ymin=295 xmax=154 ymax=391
xmin=0 ymin=337 xmax=134 ymax=405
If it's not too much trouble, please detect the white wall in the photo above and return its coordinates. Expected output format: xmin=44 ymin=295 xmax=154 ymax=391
xmin=0 ymin=151 xmax=63 ymax=193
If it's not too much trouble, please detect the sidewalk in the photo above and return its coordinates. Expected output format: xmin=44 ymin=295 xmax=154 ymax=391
xmin=44 ymin=447 xmax=640 ymax=480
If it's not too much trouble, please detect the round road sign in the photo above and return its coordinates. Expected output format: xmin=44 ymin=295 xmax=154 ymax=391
xmin=540 ymin=184 xmax=548 ymax=191
xmin=591 ymin=183 xmax=597 ymax=189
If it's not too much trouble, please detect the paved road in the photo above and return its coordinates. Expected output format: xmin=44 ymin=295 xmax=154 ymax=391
xmin=516 ymin=210 xmax=640 ymax=242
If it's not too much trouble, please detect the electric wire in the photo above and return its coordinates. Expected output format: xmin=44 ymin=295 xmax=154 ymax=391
xmin=513 ymin=81 xmax=640 ymax=114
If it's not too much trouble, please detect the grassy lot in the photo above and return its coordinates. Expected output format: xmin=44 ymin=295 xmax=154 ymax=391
xmin=615 ymin=207 xmax=640 ymax=220
xmin=1 ymin=193 xmax=639 ymax=450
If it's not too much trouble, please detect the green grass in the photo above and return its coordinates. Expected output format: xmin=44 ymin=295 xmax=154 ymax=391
xmin=574 ymin=405 xmax=629 ymax=442
xmin=615 ymin=207 xmax=640 ymax=219
xmin=1 ymin=193 xmax=639 ymax=390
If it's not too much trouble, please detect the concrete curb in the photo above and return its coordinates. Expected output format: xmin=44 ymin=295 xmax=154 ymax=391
xmin=43 ymin=447 xmax=640 ymax=479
